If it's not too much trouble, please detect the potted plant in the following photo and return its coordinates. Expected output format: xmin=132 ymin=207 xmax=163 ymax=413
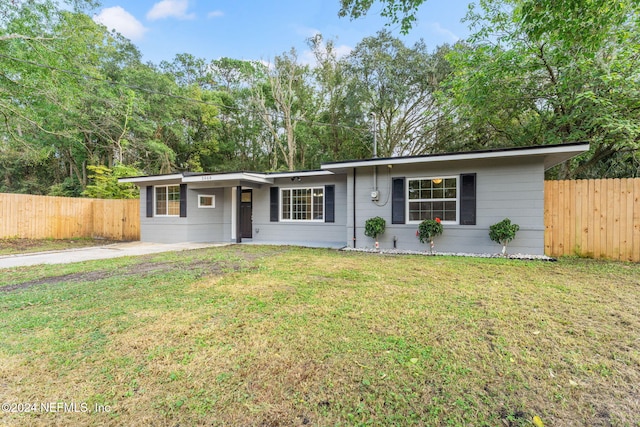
xmin=364 ymin=216 xmax=386 ymax=250
xmin=489 ymin=218 xmax=520 ymax=256
xmin=417 ymin=217 xmax=443 ymax=254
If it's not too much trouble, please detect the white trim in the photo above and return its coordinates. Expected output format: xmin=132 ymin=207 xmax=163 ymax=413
xmin=231 ymin=189 xmax=237 ymax=240
xmin=267 ymin=170 xmax=334 ymax=179
xmin=321 ymin=143 xmax=590 ymax=170
xmin=154 ymin=184 xmax=181 ymax=217
xmin=182 ymin=172 xmax=273 ymax=184
xmin=406 ymin=176 xmax=459 ymax=225
xmin=280 ymin=186 xmax=325 ymax=222
xmin=119 ymin=174 xmax=183 ymax=184
xmin=198 ymin=194 xmax=215 ymax=208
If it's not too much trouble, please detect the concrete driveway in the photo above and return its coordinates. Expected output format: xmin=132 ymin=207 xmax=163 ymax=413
xmin=0 ymin=242 xmax=227 ymax=269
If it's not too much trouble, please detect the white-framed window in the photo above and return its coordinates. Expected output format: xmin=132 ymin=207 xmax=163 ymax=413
xmin=155 ymin=185 xmax=180 ymax=216
xmin=407 ymin=176 xmax=458 ymax=223
xmin=281 ymin=187 xmax=324 ymax=221
xmin=198 ymin=194 xmax=215 ymax=208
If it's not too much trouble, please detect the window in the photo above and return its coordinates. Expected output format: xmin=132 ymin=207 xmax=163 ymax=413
xmin=281 ymin=187 xmax=323 ymax=221
xmin=408 ymin=177 xmax=457 ymax=223
xmin=198 ymin=194 xmax=215 ymax=208
xmin=156 ymin=185 xmax=180 ymax=216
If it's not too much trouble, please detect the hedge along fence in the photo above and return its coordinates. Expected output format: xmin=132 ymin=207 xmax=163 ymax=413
xmin=0 ymin=193 xmax=140 ymax=241
xmin=545 ymin=178 xmax=640 ymax=262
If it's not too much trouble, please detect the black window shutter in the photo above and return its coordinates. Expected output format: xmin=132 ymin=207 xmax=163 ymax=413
xmin=146 ymin=186 xmax=153 ymax=218
xmin=325 ymin=185 xmax=335 ymax=223
xmin=460 ymin=173 xmax=476 ymax=225
xmin=270 ymin=186 xmax=279 ymax=222
xmin=180 ymin=184 xmax=187 ymax=218
xmin=391 ymin=178 xmax=405 ymax=224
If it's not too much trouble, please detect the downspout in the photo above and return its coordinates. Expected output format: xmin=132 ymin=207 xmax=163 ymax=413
xmin=353 ymin=167 xmax=357 ymax=248
xmin=371 ymin=112 xmax=378 ymax=193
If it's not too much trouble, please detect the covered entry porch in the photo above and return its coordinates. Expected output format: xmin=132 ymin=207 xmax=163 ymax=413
xmin=181 ymin=172 xmax=273 ymax=243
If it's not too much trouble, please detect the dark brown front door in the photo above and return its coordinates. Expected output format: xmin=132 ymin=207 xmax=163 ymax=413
xmin=240 ymin=190 xmax=252 ymax=238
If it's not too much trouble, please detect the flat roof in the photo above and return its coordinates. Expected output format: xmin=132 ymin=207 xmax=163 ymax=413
xmin=119 ymin=169 xmax=335 ymax=185
xmin=321 ymin=142 xmax=590 ymax=171
xmin=119 ymin=142 xmax=589 ymax=185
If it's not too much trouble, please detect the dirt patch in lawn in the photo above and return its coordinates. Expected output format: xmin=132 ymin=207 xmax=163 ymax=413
xmin=0 ymin=238 xmax=120 ymax=255
xmin=0 ymin=258 xmax=248 ymax=293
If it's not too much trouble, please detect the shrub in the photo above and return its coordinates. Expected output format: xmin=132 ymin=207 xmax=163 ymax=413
xmin=417 ymin=218 xmax=443 ymax=254
xmin=364 ymin=216 xmax=386 ymax=241
xmin=489 ymin=218 xmax=520 ymax=255
xmin=417 ymin=218 xmax=443 ymax=244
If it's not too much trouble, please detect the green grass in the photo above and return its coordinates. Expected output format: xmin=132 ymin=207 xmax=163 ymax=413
xmin=0 ymin=238 xmax=116 ymax=255
xmin=0 ymin=246 xmax=639 ymax=426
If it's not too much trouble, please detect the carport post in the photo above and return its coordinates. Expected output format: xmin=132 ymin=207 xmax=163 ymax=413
xmin=235 ymin=185 xmax=242 ymax=243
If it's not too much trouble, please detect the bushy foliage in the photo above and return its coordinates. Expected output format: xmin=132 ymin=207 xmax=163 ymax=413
xmin=82 ymin=165 xmax=141 ymax=199
xmin=489 ymin=218 xmax=520 ymax=245
xmin=364 ymin=216 xmax=386 ymax=240
xmin=489 ymin=218 xmax=520 ymax=255
xmin=417 ymin=217 xmax=443 ymax=244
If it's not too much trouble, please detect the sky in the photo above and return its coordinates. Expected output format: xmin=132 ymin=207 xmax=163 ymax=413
xmin=91 ymin=0 xmax=472 ymax=65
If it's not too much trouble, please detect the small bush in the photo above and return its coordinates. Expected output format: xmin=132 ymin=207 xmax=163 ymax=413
xmin=489 ymin=218 xmax=520 ymax=255
xmin=417 ymin=218 xmax=443 ymax=244
xmin=364 ymin=216 xmax=386 ymax=240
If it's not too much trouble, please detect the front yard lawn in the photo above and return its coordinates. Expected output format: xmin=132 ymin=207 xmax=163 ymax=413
xmin=0 ymin=246 xmax=638 ymax=426
xmin=0 ymin=238 xmax=118 ymax=255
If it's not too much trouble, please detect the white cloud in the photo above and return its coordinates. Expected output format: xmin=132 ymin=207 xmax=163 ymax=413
xmin=333 ymin=44 xmax=353 ymax=58
xmin=93 ymin=6 xmax=148 ymax=41
xmin=207 ymin=10 xmax=224 ymax=19
xmin=146 ymin=0 xmax=196 ymax=21
xmin=426 ymin=22 xmax=459 ymax=43
xmin=294 ymin=25 xmax=321 ymax=39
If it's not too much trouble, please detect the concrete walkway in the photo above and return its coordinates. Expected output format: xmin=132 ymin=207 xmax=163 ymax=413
xmin=0 ymin=242 xmax=227 ymax=269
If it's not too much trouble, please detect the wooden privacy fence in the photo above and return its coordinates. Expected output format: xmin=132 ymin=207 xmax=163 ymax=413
xmin=0 ymin=193 xmax=140 ymax=241
xmin=545 ymin=178 xmax=640 ymax=262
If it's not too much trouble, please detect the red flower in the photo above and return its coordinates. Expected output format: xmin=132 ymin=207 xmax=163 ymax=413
xmin=435 ymin=217 xmax=441 ymax=223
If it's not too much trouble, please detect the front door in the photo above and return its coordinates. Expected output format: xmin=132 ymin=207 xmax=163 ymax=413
xmin=240 ymin=189 xmax=252 ymax=238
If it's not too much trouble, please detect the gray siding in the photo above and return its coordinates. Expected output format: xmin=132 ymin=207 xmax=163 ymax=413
xmin=250 ymin=174 xmax=348 ymax=247
xmin=137 ymin=156 xmax=546 ymax=254
xmin=140 ymin=186 xmax=227 ymax=243
xmin=349 ymin=157 xmax=545 ymax=254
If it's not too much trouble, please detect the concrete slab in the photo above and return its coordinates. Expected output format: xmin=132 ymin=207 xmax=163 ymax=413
xmin=0 ymin=242 xmax=228 ymax=269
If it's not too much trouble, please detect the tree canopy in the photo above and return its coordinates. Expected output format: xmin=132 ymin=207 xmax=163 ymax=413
xmin=0 ymin=0 xmax=638 ymax=197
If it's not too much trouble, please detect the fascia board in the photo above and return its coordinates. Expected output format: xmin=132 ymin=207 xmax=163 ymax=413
xmin=320 ymin=144 xmax=590 ymax=170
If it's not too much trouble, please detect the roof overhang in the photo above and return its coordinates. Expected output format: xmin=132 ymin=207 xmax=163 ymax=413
xmin=118 ymin=170 xmax=336 ymax=187
xmin=320 ymin=142 xmax=590 ymax=172
xmin=118 ymin=173 xmax=183 ymax=184
xmin=119 ymin=144 xmax=589 ymax=186
xmin=265 ymin=170 xmax=335 ymax=179
xmin=182 ymin=172 xmax=273 ymax=185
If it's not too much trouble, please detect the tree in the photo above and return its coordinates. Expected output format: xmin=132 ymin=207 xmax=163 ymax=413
xmin=208 ymin=58 xmax=272 ymax=171
xmin=1 ymin=4 xmax=142 ymax=194
xmin=82 ymin=164 xmax=141 ymax=199
xmin=344 ymin=30 xmax=445 ymax=157
xmin=251 ymin=49 xmax=312 ymax=171
xmin=442 ymin=0 xmax=640 ymax=178
xmin=306 ymin=34 xmax=370 ymax=165
xmin=489 ymin=218 xmax=519 ymax=256
xmin=338 ymin=0 xmax=428 ymax=33
xmin=364 ymin=216 xmax=386 ymax=249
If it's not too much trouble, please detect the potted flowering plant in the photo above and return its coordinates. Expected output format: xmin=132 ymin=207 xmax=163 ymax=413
xmin=489 ymin=218 xmax=520 ymax=256
xmin=364 ymin=216 xmax=386 ymax=250
xmin=417 ymin=217 xmax=443 ymax=254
